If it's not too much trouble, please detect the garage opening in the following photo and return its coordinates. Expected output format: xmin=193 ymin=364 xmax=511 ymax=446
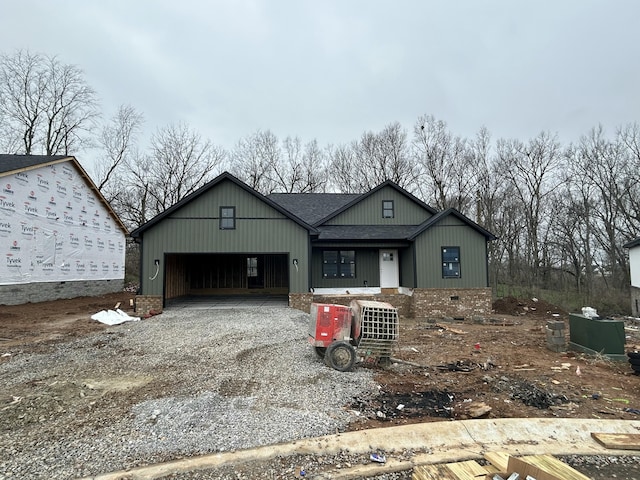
xmin=165 ymin=253 xmax=289 ymax=299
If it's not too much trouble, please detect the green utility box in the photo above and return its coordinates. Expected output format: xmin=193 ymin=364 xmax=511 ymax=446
xmin=568 ymin=313 xmax=626 ymax=361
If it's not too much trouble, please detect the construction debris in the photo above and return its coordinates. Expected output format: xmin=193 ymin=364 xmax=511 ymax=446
xmin=413 ymin=452 xmax=590 ymax=480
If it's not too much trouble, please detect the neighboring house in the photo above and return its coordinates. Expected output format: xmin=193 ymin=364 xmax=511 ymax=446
xmin=0 ymin=155 xmax=128 ymax=305
xmin=130 ymin=171 xmax=495 ymax=318
xmin=624 ymin=237 xmax=640 ymax=317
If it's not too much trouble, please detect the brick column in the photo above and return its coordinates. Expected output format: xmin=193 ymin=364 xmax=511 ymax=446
xmin=135 ymin=295 xmax=163 ymax=316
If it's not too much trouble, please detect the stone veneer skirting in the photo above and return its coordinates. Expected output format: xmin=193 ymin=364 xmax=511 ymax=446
xmin=0 ymin=279 xmax=124 ymax=306
xmin=289 ymin=287 xmax=492 ymax=319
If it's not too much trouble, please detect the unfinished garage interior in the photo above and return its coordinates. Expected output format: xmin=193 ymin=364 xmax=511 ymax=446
xmin=163 ymin=253 xmax=290 ymax=298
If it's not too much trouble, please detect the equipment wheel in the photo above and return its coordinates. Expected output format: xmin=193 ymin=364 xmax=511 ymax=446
xmin=314 ymin=346 xmax=327 ymax=359
xmin=326 ymin=341 xmax=356 ymax=372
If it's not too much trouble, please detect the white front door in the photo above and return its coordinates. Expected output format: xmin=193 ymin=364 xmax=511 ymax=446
xmin=379 ymin=249 xmax=399 ymax=288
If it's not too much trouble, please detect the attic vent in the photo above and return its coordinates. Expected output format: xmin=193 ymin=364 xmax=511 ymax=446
xmin=450 ymin=295 xmax=459 ymax=301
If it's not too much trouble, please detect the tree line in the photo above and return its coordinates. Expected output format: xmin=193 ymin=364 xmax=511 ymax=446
xmin=1 ymin=50 xmax=638 ymax=312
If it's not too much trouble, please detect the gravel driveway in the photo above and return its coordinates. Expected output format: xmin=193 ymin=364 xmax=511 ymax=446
xmin=0 ymin=306 xmax=378 ymax=479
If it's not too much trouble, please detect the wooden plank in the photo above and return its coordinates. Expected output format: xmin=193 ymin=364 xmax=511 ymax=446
xmin=591 ymin=432 xmax=640 ymax=450
xmin=483 ymin=464 xmax=500 ymax=474
xmin=483 ymin=451 xmax=510 ymax=471
xmin=508 ymin=454 xmax=590 ymax=480
xmin=445 ymin=460 xmax=490 ymax=480
xmin=413 ymin=464 xmax=459 ymax=480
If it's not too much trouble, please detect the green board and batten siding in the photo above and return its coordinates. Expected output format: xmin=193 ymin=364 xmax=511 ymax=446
xmin=325 ymin=186 xmax=432 ymax=225
xmin=140 ymin=180 xmax=310 ymax=296
xmin=400 ymin=243 xmax=416 ymax=287
xmin=314 ymin=186 xmax=433 ymax=289
xmin=413 ymin=215 xmax=489 ymax=288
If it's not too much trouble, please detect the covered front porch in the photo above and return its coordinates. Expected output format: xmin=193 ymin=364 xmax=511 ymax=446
xmin=309 ymin=244 xmax=415 ymax=292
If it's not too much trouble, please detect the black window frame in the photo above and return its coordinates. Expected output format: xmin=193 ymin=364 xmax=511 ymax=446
xmin=382 ymin=200 xmax=394 ymax=218
xmin=219 ymin=206 xmax=236 ymax=230
xmin=441 ymin=246 xmax=461 ymax=279
xmin=322 ymin=249 xmax=356 ymax=279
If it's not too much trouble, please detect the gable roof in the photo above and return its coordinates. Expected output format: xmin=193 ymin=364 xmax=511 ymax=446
xmin=0 ymin=154 xmax=70 ymax=174
xmin=267 ymin=193 xmax=359 ymax=225
xmin=130 ymin=171 xmax=318 ymax=238
xmin=624 ymin=238 xmax=640 ymax=249
xmin=313 ymin=180 xmax=437 ymax=227
xmin=0 ymin=154 xmax=128 ymax=235
xmin=408 ymin=208 xmax=496 ymax=241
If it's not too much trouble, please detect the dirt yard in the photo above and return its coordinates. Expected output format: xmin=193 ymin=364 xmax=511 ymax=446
xmin=1 ymin=293 xmax=640 ymax=431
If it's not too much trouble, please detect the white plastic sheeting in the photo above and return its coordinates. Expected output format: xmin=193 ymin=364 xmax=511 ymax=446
xmin=91 ymin=309 xmax=140 ymax=325
xmin=0 ymin=161 xmax=125 ymax=285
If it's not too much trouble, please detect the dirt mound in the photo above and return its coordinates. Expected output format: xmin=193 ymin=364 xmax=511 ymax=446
xmin=492 ymin=296 xmax=567 ymax=319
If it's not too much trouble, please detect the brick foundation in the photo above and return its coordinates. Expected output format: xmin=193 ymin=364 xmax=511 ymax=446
xmin=304 ymin=293 xmax=412 ymax=317
xmin=290 ymin=289 xmax=493 ymax=320
xmin=289 ymin=293 xmax=313 ymax=313
xmin=135 ymin=295 xmax=163 ymax=316
xmin=411 ymin=287 xmax=492 ymax=320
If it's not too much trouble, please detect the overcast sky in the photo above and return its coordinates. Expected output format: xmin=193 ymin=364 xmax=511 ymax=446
xmin=2 ymin=1 xmax=640 ymax=153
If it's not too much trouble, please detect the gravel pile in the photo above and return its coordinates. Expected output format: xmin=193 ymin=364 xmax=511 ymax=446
xmin=0 ymin=306 xmax=379 ymax=479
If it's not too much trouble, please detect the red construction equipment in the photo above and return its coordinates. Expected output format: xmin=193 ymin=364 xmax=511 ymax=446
xmin=308 ymin=299 xmax=399 ymax=371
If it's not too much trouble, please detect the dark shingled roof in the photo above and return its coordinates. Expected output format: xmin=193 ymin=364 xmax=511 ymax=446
xmin=267 ymin=193 xmax=360 ymax=225
xmin=0 ymin=154 xmax=70 ymax=175
xmin=316 ymin=225 xmax=418 ymax=241
xmin=624 ymin=238 xmax=640 ymax=249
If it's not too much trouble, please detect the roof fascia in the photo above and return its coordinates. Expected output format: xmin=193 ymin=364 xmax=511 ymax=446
xmin=624 ymin=238 xmax=640 ymax=249
xmin=408 ymin=207 xmax=497 ymax=241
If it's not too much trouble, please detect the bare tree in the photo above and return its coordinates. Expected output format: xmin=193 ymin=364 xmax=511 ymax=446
xmin=327 ymin=122 xmax=416 ymax=193
xmin=230 ymin=131 xmax=328 ymax=194
xmin=230 ymin=130 xmax=278 ymax=194
xmin=0 ymin=50 xmax=46 ymax=154
xmin=569 ymin=126 xmax=630 ymax=290
xmin=109 ymin=122 xmax=225 ymax=230
xmin=412 ymin=115 xmax=475 ymax=212
xmin=0 ymin=50 xmax=99 ymax=155
xmin=496 ymin=131 xmax=564 ymax=289
xmin=144 ymin=122 xmax=225 ymax=215
xmin=618 ymin=123 xmax=640 ymax=232
xmin=94 ymin=105 xmax=144 ymax=200
xmin=113 ymin=151 xmax=153 ymax=230
xmin=276 ymin=136 xmax=327 ymax=193
xmin=327 ymin=143 xmax=361 ymax=193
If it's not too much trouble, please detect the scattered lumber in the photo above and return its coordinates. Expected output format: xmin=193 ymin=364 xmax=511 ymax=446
xmin=590 ymin=432 xmax=640 ymax=450
xmin=507 ymin=454 xmax=589 ymax=480
xmin=435 ymin=323 xmax=467 ymax=334
xmin=483 ymin=451 xmax=510 ymax=471
xmin=446 ymin=460 xmax=490 ymax=480
xmin=413 ymin=452 xmax=589 ymax=480
xmin=413 ymin=463 xmax=459 ymax=479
